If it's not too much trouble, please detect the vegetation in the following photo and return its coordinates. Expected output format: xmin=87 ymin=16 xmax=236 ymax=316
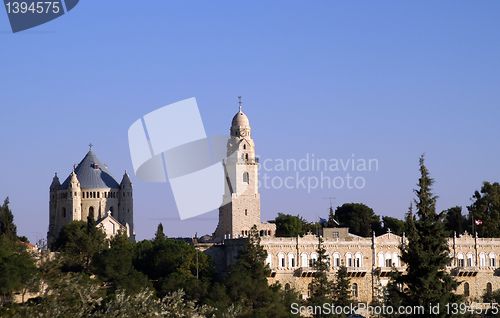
xmin=386 ymin=155 xmax=459 ymax=317
xmin=2 ymin=154 xmax=500 ymax=317
xmin=334 ymin=203 xmax=382 ymax=237
xmin=273 ymin=213 xmax=317 ymax=237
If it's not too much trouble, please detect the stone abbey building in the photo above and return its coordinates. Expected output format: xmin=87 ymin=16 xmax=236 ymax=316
xmin=206 ymin=104 xmax=500 ymax=303
xmin=48 ymin=148 xmax=134 ymax=248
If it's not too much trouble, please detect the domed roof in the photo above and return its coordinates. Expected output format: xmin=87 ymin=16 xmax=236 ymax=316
xmin=61 ymin=150 xmax=120 ymax=189
xmin=231 ymin=111 xmax=250 ymax=127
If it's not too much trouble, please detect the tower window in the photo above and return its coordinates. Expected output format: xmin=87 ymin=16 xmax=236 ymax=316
xmin=243 ymin=172 xmax=249 ymax=184
xmin=245 ymin=209 xmax=248 ymax=216
xmin=464 ymin=282 xmax=470 ymax=297
xmin=243 ymin=144 xmax=246 ymax=150
xmin=89 ymin=206 xmax=94 ymax=219
xmin=245 ymin=153 xmax=249 ymax=160
xmin=62 ymin=207 xmax=66 ymax=218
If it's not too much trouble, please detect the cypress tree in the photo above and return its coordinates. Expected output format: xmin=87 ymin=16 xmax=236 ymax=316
xmin=0 ymin=197 xmax=17 ymax=240
xmin=308 ymin=236 xmax=333 ymax=317
xmin=332 ymin=265 xmax=351 ymax=308
xmin=155 ymin=223 xmax=166 ymax=240
xmin=397 ymin=155 xmax=459 ymax=317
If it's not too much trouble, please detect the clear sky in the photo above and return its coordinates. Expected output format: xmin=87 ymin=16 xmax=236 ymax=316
xmin=1 ymin=1 xmax=499 ymax=243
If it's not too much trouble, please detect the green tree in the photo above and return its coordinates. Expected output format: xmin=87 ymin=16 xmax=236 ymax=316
xmin=308 ymin=236 xmax=333 ymax=317
xmin=54 ymin=220 xmax=107 ymax=272
xmin=93 ymin=231 xmax=150 ymax=293
xmin=134 ymin=236 xmax=211 ymax=300
xmin=224 ymin=225 xmax=290 ymax=318
xmin=155 ymin=223 xmax=166 ymax=240
xmin=332 ymin=265 xmax=351 ymax=314
xmin=468 ymin=182 xmax=500 ymax=237
xmin=443 ymin=206 xmax=468 ymax=236
xmin=327 ymin=206 xmax=339 ymax=228
xmin=335 ymin=203 xmax=382 ymax=237
xmin=273 ymin=213 xmax=311 ymax=237
xmin=0 ymin=237 xmax=37 ymax=304
xmin=395 ymin=155 xmax=459 ymax=317
xmin=381 ymin=216 xmax=405 ymax=236
xmin=0 ymin=197 xmax=17 ymax=240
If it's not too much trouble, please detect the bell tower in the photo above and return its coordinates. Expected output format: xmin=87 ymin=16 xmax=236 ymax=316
xmin=214 ymin=97 xmax=275 ymax=241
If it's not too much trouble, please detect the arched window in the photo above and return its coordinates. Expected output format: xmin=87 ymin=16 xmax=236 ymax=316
xmin=392 ymin=253 xmax=400 ymax=267
xmin=355 ymin=252 xmax=363 ymax=268
xmin=457 ymin=253 xmax=465 ymax=267
xmin=89 ymin=206 xmax=94 ymax=219
xmin=278 ymin=253 xmax=286 ymax=268
xmin=464 ymin=282 xmax=470 ymax=297
xmin=346 ymin=253 xmax=353 ymax=267
xmin=352 ymin=283 xmax=359 ymax=298
xmin=285 ymin=283 xmax=291 ymax=291
xmin=467 ymin=253 xmax=474 ymax=267
xmin=245 ymin=209 xmax=248 ymax=216
xmin=385 ymin=252 xmax=393 ymax=267
xmin=245 ymin=153 xmax=249 ymax=160
xmin=310 ymin=253 xmax=318 ymax=267
xmin=489 ymin=253 xmax=496 ymax=267
xmin=480 ymin=253 xmax=486 ymax=267
xmin=301 ymin=253 xmax=308 ymax=267
xmin=378 ymin=252 xmax=385 ymax=268
xmin=265 ymin=254 xmax=272 ymax=267
xmin=62 ymin=207 xmax=66 ymax=218
xmin=243 ymin=172 xmax=249 ymax=184
xmin=487 ymin=282 xmax=493 ymax=295
xmin=243 ymin=144 xmax=246 ymax=150
xmin=288 ymin=253 xmax=296 ymax=268
xmin=333 ymin=252 xmax=341 ymax=267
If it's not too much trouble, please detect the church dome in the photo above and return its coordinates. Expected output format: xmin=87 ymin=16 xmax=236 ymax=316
xmin=61 ymin=150 xmax=120 ymax=189
xmin=231 ymin=111 xmax=250 ymax=128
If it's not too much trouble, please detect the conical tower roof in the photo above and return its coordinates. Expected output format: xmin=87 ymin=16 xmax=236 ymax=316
xmin=61 ymin=150 xmax=119 ymax=189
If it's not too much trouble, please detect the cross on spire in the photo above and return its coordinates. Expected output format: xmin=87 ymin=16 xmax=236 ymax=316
xmin=89 ymin=143 xmax=93 ymax=151
xmin=238 ymin=96 xmax=242 ymax=112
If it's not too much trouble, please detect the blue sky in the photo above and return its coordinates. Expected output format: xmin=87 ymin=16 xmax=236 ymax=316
xmin=1 ymin=1 xmax=499 ymax=242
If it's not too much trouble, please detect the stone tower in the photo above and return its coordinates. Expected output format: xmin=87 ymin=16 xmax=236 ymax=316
xmin=213 ymin=99 xmax=275 ymax=241
xmin=48 ymin=147 xmax=134 ymax=248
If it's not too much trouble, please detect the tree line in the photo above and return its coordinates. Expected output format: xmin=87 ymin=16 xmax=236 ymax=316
xmin=2 ymin=155 xmax=500 ymax=317
xmin=272 ymin=181 xmax=500 ymax=239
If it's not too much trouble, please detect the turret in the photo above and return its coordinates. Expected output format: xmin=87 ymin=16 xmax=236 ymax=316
xmin=119 ymin=171 xmax=134 ymax=240
xmin=48 ymin=173 xmax=60 ymax=247
xmin=67 ymin=171 xmax=82 ymax=221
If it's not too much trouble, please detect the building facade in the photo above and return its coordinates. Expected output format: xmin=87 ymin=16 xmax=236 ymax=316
xmin=48 ymin=148 xmax=134 ymax=247
xmin=207 ymin=104 xmax=500 ymax=304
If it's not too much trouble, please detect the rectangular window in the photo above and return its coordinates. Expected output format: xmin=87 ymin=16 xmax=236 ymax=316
xmin=333 ymin=232 xmax=339 ymax=238
xmin=458 ymin=259 xmax=465 ymax=267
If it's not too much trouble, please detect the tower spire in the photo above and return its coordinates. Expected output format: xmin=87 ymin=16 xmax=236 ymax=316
xmin=238 ymin=96 xmax=242 ymax=112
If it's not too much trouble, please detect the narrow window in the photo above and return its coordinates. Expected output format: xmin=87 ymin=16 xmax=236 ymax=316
xmin=243 ymin=172 xmax=249 ymax=184
xmin=487 ymin=282 xmax=493 ymax=295
xmin=352 ymin=283 xmax=359 ymax=298
xmin=464 ymin=282 xmax=470 ymax=297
